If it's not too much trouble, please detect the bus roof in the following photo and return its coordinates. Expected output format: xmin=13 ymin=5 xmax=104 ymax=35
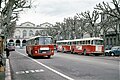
xmin=28 ymin=35 xmax=52 ymax=41
xmin=56 ymin=37 xmax=103 ymax=43
xmin=73 ymin=37 xmax=103 ymax=41
xmin=56 ymin=40 xmax=73 ymax=43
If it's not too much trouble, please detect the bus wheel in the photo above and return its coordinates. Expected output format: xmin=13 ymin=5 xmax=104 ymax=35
xmin=83 ymin=50 xmax=87 ymax=56
xmin=94 ymin=54 xmax=99 ymax=56
xmin=27 ymin=53 xmax=31 ymax=57
xmin=56 ymin=48 xmax=59 ymax=52
xmin=48 ymin=55 xmax=51 ymax=58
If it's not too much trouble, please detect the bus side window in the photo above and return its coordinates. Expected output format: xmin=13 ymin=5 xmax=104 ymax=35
xmin=71 ymin=42 xmax=73 ymax=45
xmin=88 ymin=40 xmax=90 ymax=44
xmin=34 ymin=40 xmax=37 ymax=45
xmin=86 ymin=40 xmax=90 ymax=44
xmin=86 ymin=41 xmax=88 ymax=44
xmin=73 ymin=41 xmax=76 ymax=45
xmin=65 ymin=42 xmax=67 ymax=45
xmin=83 ymin=41 xmax=85 ymax=44
xmin=66 ymin=42 xmax=68 ymax=45
xmin=77 ymin=41 xmax=80 ymax=45
xmin=35 ymin=38 xmax=39 ymax=45
xmin=31 ymin=39 xmax=34 ymax=45
xmin=91 ymin=40 xmax=95 ymax=45
xmin=85 ymin=41 xmax=86 ymax=44
xmin=80 ymin=41 xmax=82 ymax=44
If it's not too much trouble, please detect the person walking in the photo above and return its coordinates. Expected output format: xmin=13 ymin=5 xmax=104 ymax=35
xmin=0 ymin=54 xmax=3 ymax=66
xmin=5 ymin=47 xmax=10 ymax=58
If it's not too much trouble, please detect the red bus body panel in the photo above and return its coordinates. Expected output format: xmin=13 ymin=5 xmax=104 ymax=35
xmin=26 ymin=45 xmax=54 ymax=57
xmin=57 ymin=45 xmax=71 ymax=52
xmin=71 ymin=45 xmax=104 ymax=54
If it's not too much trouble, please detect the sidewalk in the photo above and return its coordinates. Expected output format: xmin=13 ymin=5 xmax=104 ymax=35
xmin=5 ymin=59 xmax=11 ymax=80
xmin=0 ymin=71 xmax=5 ymax=80
xmin=0 ymin=58 xmax=11 ymax=80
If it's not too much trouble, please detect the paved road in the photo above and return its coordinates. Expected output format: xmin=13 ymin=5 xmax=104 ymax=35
xmin=9 ymin=49 xmax=119 ymax=80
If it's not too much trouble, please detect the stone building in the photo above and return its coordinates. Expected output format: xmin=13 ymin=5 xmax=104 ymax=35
xmin=7 ymin=22 xmax=53 ymax=47
xmin=101 ymin=13 xmax=120 ymax=48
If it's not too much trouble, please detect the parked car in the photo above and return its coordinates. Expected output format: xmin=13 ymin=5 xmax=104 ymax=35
xmin=104 ymin=45 xmax=112 ymax=56
xmin=109 ymin=46 xmax=120 ymax=56
xmin=105 ymin=49 xmax=111 ymax=56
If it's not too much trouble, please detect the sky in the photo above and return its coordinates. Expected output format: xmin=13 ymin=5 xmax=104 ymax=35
xmin=17 ymin=0 xmax=112 ymax=25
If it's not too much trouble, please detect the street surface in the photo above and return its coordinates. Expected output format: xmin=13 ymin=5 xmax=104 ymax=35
xmin=9 ymin=49 xmax=119 ymax=80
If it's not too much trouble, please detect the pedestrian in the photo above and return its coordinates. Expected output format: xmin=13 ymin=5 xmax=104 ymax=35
xmin=5 ymin=47 xmax=10 ymax=58
xmin=0 ymin=54 xmax=3 ymax=66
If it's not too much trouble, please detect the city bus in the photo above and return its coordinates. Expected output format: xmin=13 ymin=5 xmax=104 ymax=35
xmin=7 ymin=42 xmax=15 ymax=51
xmin=56 ymin=37 xmax=104 ymax=56
xmin=56 ymin=40 xmax=72 ymax=52
xmin=26 ymin=36 xmax=54 ymax=58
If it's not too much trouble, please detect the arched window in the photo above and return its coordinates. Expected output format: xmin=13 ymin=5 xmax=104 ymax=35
xmin=15 ymin=30 xmax=21 ymax=38
xmin=9 ymin=39 xmax=14 ymax=42
xmin=29 ymin=30 xmax=33 ymax=36
xmin=23 ymin=30 xmax=27 ymax=38
xmin=16 ymin=40 xmax=20 ymax=46
xmin=22 ymin=40 xmax=26 ymax=46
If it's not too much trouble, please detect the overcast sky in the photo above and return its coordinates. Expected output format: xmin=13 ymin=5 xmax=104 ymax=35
xmin=17 ymin=0 xmax=112 ymax=25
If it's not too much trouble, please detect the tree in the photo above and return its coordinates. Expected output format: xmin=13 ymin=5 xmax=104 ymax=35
xmin=55 ymin=22 xmax=68 ymax=40
xmin=95 ymin=0 xmax=120 ymax=45
xmin=64 ymin=18 xmax=73 ymax=39
xmin=46 ymin=25 xmax=57 ymax=38
xmin=95 ymin=0 xmax=120 ymax=20
xmin=64 ymin=17 xmax=82 ymax=39
xmin=77 ymin=10 xmax=100 ymax=37
xmin=1 ymin=0 xmax=32 ymax=37
xmin=75 ymin=15 xmax=89 ymax=38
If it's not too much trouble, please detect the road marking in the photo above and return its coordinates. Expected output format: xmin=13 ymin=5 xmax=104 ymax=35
xmin=16 ymin=51 xmax=74 ymax=80
xmin=25 ymin=71 xmax=29 ymax=73
xmin=35 ymin=69 xmax=44 ymax=72
xmin=15 ymin=69 xmax=44 ymax=75
xmin=16 ymin=71 xmax=25 ymax=74
xmin=30 ymin=70 xmax=35 ymax=73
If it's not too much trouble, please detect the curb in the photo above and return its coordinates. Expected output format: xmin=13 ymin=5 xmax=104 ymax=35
xmin=5 ymin=59 xmax=11 ymax=80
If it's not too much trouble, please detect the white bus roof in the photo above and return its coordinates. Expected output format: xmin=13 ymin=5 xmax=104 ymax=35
xmin=56 ymin=37 xmax=103 ymax=43
xmin=73 ymin=37 xmax=103 ymax=42
xmin=57 ymin=40 xmax=73 ymax=43
xmin=28 ymin=35 xmax=52 ymax=41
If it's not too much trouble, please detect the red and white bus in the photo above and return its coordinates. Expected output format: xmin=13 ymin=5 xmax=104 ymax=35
xmin=26 ymin=36 xmax=54 ymax=58
xmin=56 ymin=37 xmax=104 ymax=56
xmin=56 ymin=40 xmax=72 ymax=53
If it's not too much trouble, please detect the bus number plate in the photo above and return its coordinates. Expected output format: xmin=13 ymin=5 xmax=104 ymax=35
xmin=42 ymin=52 xmax=46 ymax=53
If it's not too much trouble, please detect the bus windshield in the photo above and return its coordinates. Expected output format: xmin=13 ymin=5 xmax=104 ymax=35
xmin=39 ymin=37 xmax=52 ymax=44
xmin=92 ymin=40 xmax=103 ymax=45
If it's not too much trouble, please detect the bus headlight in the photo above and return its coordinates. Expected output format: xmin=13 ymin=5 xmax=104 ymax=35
xmin=51 ymin=50 xmax=54 ymax=53
xmin=35 ymin=50 xmax=38 ymax=54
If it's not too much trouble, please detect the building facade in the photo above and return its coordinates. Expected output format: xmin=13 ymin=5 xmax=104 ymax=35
xmin=7 ymin=22 xmax=53 ymax=47
xmin=101 ymin=13 xmax=120 ymax=48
